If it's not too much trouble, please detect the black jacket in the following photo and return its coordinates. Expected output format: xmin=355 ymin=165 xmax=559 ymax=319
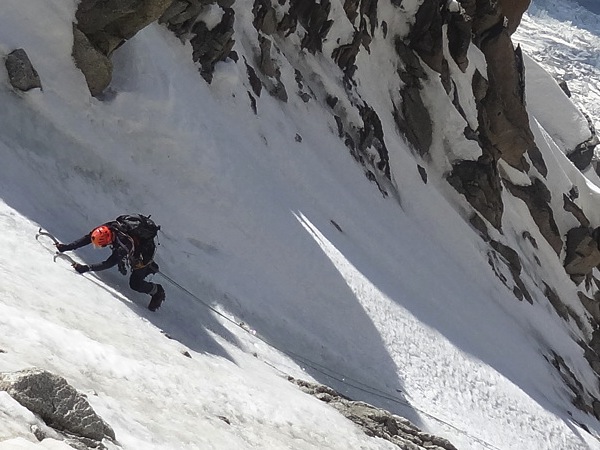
xmin=62 ymin=221 xmax=155 ymax=272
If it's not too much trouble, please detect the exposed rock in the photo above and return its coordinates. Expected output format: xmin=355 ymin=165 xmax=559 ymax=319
xmin=447 ymin=155 xmax=504 ymax=230
xmin=434 ymin=0 xmax=536 ymax=174
xmin=543 ymin=283 xmax=571 ymax=321
xmin=586 ymin=329 xmax=600 ymax=376
xmin=417 ymin=165 xmax=427 ymax=184
xmin=357 ymin=104 xmax=390 ymax=178
xmin=478 ymin=34 xmax=534 ymax=171
xmin=446 ymin=3 xmax=472 ymax=71
xmin=72 ymin=0 xmax=173 ymax=95
xmin=290 ymin=377 xmax=458 ymax=450
xmin=332 ymin=0 xmax=376 ymax=76
xmin=253 ymin=34 xmax=289 ymax=102
xmin=285 ymin=0 xmax=333 ymax=54
xmin=393 ymin=39 xmax=432 ymax=157
xmin=578 ymin=291 xmax=600 ymax=323
xmin=0 ymin=368 xmax=115 ymax=443
xmin=470 ymin=213 xmax=491 ymax=240
xmin=75 ymin=0 xmax=174 ymax=56
xmin=253 ymin=0 xmax=278 ymax=35
xmin=569 ymin=141 xmax=597 ymax=171
xmin=550 ymin=350 xmax=600 ymax=420
xmin=559 ymin=79 xmax=572 ymax=97
xmin=472 ymin=69 xmax=489 ymax=103
xmin=505 ymin=178 xmax=562 ymax=255
xmin=332 ymin=28 xmax=370 ymax=77
xmin=568 ymin=112 xmax=599 ymax=171
xmin=5 ymin=49 xmax=42 ymax=92
xmin=563 ymin=192 xmax=590 ymax=228
xmin=490 ymin=240 xmax=533 ymax=303
xmin=407 ymin=0 xmax=445 ymax=73
xmin=564 ymin=227 xmax=600 ymax=284
xmin=71 ymin=26 xmax=113 ymax=97
xmin=162 ymin=3 xmax=236 ymax=83
xmin=497 ymin=0 xmax=532 ymax=34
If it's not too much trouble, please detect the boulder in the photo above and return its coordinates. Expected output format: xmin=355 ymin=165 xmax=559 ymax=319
xmin=5 ymin=49 xmax=41 ymax=92
xmin=0 ymin=368 xmax=115 ymax=443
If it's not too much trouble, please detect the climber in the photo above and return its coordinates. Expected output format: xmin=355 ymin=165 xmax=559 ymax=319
xmin=55 ymin=214 xmax=165 ymax=312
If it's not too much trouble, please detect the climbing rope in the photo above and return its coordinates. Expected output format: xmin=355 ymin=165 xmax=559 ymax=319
xmin=156 ymin=269 xmax=503 ymax=450
xmin=35 ymin=227 xmax=501 ymax=449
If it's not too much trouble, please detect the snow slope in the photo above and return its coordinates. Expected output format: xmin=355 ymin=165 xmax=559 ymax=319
xmin=0 ymin=0 xmax=600 ymax=449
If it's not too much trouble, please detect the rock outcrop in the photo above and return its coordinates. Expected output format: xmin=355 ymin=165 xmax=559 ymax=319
xmin=564 ymin=227 xmax=600 ymax=284
xmin=73 ymin=0 xmax=174 ymax=96
xmin=160 ymin=0 xmax=236 ymax=83
xmin=290 ymin=377 xmax=458 ymax=450
xmin=0 ymin=368 xmax=115 ymax=445
xmin=5 ymin=49 xmax=42 ymax=92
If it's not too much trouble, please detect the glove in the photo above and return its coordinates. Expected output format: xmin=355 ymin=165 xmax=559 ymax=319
xmin=72 ymin=263 xmax=89 ymax=274
xmin=55 ymin=243 xmax=68 ymax=253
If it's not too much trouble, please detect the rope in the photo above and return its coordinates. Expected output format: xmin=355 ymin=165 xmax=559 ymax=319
xmin=36 ymin=227 xmax=499 ymax=449
xmin=156 ymin=270 xmax=502 ymax=450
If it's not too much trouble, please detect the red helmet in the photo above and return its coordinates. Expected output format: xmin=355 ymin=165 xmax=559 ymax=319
xmin=90 ymin=225 xmax=114 ymax=247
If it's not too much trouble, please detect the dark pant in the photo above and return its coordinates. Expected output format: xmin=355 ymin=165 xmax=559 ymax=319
xmin=129 ymin=264 xmax=158 ymax=295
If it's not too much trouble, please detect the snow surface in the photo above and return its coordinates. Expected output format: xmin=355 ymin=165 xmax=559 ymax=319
xmin=0 ymin=0 xmax=600 ymax=449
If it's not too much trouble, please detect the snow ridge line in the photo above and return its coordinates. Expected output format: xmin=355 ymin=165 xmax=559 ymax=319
xmin=157 ymin=271 xmax=502 ymax=450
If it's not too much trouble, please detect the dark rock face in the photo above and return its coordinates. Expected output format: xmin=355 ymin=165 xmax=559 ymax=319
xmin=564 ymin=227 xmax=600 ymax=284
xmin=478 ymin=36 xmax=535 ymax=171
xmin=190 ymin=8 xmax=236 ymax=83
xmin=408 ymin=0 xmax=445 ymax=73
xmin=402 ymin=0 xmax=538 ymax=234
xmin=497 ymin=0 xmax=531 ymax=34
xmin=505 ymin=178 xmax=563 ymax=255
xmin=490 ymin=240 xmax=533 ymax=303
xmin=331 ymin=0 xmax=376 ymax=76
xmin=73 ymin=0 xmax=173 ymax=96
xmin=569 ymin=113 xmax=599 ymax=171
xmin=75 ymin=0 xmax=174 ymax=55
xmin=563 ymin=190 xmax=590 ymax=228
xmin=447 ymin=156 xmax=503 ymax=229
xmin=161 ymin=1 xmax=236 ymax=83
xmin=5 ymin=49 xmax=42 ymax=92
xmin=0 ymin=368 xmax=115 ymax=443
xmin=393 ymin=40 xmax=432 ymax=157
xmin=285 ymin=0 xmax=333 ymax=54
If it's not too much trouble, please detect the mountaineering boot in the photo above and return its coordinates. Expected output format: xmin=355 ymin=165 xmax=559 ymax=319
xmin=148 ymin=284 xmax=165 ymax=312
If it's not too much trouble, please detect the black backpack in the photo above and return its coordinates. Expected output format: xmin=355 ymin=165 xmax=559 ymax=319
xmin=115 ymin=214 xmax=160 ymax=241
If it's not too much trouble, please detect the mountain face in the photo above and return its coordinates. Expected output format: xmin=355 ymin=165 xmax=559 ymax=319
xmin=4 ymin=0 xmax=600 ymax=447
xmin=70 ymin=0 xmax=600 ymax=416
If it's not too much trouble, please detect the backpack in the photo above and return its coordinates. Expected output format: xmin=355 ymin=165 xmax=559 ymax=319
xmin=115 ymin=214 xmax=160 ymax=241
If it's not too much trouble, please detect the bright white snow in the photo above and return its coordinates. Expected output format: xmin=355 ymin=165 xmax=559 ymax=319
xmin=0 ymin=0 xmax=600 ymax=449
